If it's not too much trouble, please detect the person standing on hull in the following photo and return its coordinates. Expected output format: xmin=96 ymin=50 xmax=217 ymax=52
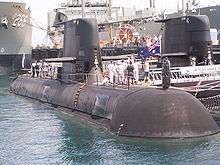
xmin=35 ymin=60 xmax=41 ymax=78
xmin=118 ymin=60 xmax=126 ymax=85
xmin=127 ymin=61 xmax=134 ymax=85
xmin=162 ymin=57 xmax=171 ymax=89
xmin=31 ymin=61 xmax=36 ymax=78
xmin=39 ymin=60 xmax=43 ymax=77
xmin=112 ymin=62 xmax=118 ymax=85
xmin=107 ymin=61 xmax=115 ymax=84
xmin=207 ymin=54 xmax=213 ymax=65
xmin=48 ymin=64 xmax=53 ymax=79
xmin=133 ymin=60 xmax=139 ymax=84
xmin=43 ymin=60 xmax=49 ymax=78
xmin=143 ymin=58 xmax=150 ymax=83
xmin=191 ymin=57 xmax=197 ymax=66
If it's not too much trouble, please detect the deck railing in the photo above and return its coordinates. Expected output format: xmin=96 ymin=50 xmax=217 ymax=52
xmin=149 ymin=65 xmax=220 ymax=85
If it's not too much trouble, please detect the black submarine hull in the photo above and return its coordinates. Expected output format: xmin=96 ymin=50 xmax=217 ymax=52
xmin=10 ymin=77 xmax=220 ymax=138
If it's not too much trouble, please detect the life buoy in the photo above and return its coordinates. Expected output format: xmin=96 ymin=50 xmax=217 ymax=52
xmin=116 ymin=24 xmax=134 ymax=44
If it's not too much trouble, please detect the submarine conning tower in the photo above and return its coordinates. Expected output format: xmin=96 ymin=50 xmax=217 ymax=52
xmin=10 ymin=18 xmax=220 ymax=138
xmin=159 ymin=15 xmax=212 ymax=67
xmin=62 ymin=18 xmax=102 ymax=83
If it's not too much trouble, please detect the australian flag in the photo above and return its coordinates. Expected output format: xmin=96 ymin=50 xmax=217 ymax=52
xmin=138 ymin=41 xmax=160 ymax=58
xmin=138 ymin=47 xmax=150 ymax=58
xmin=149 ymin=41 xmax=160 ymax=56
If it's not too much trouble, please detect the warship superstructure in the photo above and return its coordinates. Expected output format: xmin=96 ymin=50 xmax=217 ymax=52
xmin=0 ymin=2 xmax=32 ymax=74
xmin=47 ymin=0 xmax=140 ymax=48
xmin=47 ymin=0 xmax=220 ymax=48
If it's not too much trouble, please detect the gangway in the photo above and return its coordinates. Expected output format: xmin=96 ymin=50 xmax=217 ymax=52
xmin=149 ymin=65 xmax=220 ymax=85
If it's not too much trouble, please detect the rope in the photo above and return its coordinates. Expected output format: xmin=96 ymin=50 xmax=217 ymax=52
xmin=15 ymin=5 xmax=49 ymax=32
xmin=194 ymin=80 xmax=202 ymax=97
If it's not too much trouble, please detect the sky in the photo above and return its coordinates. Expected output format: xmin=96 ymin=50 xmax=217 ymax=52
xmin=6 ymin=0 xmax=220 ymax=46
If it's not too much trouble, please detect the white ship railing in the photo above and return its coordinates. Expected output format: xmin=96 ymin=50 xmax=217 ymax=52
xmin=149 ymin=65 xmax=220 ymax=85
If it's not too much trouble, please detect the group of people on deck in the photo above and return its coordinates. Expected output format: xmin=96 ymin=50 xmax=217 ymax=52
xmin=190 ymin=54 xmax=213 ymax=66
xmin=31 ymin=60 xmax=53 ymax=78
xmin=103 ymin=57 xmax=150 ymax=86
xmin=110 ymin=35 xmax=159 ymax=48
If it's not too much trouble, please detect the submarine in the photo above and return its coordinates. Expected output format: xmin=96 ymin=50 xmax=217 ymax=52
xmin=10 ymin=18 xmax=220 ymax=138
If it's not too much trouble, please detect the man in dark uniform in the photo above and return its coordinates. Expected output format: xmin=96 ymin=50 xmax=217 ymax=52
xmin=35 ymin=60 xmax=40 ymax=77
xmin=31 ymin=61 xmax=36 ymax=77
xmin=127 ymin=61 xmax=134 ymax=85
xmin=162 ymin=57 xmax=171 ymax=89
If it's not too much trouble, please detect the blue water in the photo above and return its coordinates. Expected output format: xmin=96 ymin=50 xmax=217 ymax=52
xmin=1 ymin=76 xmax=220 ymax=165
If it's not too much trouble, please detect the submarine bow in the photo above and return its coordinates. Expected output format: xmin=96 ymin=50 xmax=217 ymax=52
xmin=111 ymin=88 xmax=219 ymax=138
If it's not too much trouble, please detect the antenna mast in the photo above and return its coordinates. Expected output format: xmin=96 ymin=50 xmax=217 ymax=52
xmin=149 ymin=0 xmax=156 ymax=8
xmin=81 ymin=0 xmax=86 ymax=18
xmin=108 ymin=0 xmax=112 ymax=20
xmin=182 ymin=0 xmax=186 ymax=15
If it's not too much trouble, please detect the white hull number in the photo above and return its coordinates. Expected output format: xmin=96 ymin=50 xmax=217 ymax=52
xmin=12 ymin=13 xmax=28 ymax=28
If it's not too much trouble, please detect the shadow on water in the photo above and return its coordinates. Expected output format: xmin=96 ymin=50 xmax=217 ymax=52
xmin=0 ymin=75 xmax=12 ymax=97
xmin=0 ymin=75 xmax=10 ymax=87
xmin=56 ymin=109 xmax=220 ymax=165
xmin=110 ymin=136 xmax=216 ymax=165
xmin=1 ymin=76 xmax=220 ymax=164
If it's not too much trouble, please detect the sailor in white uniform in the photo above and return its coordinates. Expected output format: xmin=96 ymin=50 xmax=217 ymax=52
xmin=133 ymin=61 xmax=139 ymax=83
xmin=31 ymin=62 xmax=36 ymax=77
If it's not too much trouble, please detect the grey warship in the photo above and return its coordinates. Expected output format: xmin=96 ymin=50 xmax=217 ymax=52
xmin=0 ymin=2 xmax=32 ymax=74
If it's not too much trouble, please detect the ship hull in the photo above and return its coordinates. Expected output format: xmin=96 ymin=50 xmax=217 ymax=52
xmin=0 ymin=2 xmax=32 ymax=74
xmin=0 ymin=54 xmax=31 ymax=75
